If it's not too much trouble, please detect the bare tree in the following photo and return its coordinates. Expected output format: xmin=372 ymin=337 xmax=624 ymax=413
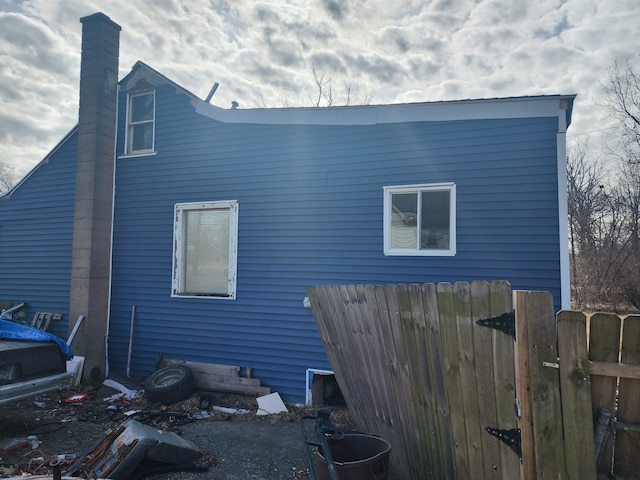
xmin=309 ymin=63 xmax=373 ymax=107
xmin=567 ymin=139 xmax=610 ymax=308
xmin=0 ymin=161 xmax=16 ymax=194
xmin=568 ymin=58 xmax=640 ymax=311
xmin=602 ymin=60 xmax=640 ymax=165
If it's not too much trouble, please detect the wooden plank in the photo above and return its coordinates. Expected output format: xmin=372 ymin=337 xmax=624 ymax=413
xmin=421 ymin=283 xmax=456 ymax=478
xmin=373 ymin=284 xmax=423 ymax=480
xmin=556 ymin=310 xmax=597 ymax=480
xmin=453 ymin=281 xmax=488 ymax=479
xmin=342 ymin=285 xmax=381 ymax=428
xmin=614 ymin=314 xmax=640 ymax=476
xmin=192 ymin=376 xmax=270 ymax=396
xmin=389 ymin=284 xmax=432 ymax=480
xmin=159 ymin=357 xmax=240 ymax=376
xmin=470 ymin=280 xmax=501 ymax=479
xmin=350 ymin=284 xmax=399 ymax=458
xmin=158 ymin=357 xmax=270 ymax=395
xmin=588 ymin=312 xmax=621 ymax=474
xmin=362 ymin=285 xmax=403 ymax=457
xmin=436 ymin=282 xmax=472 ymax=479
xmin=403 ymin=284 xmax=443 ymax=479
xmin=514 ymin=290 xmax=535 ymax=480
xmin=589 ymin=361 xmax=640 ymax=379
xmin=523 ymin=291 xmax=566 ymax=478
xmin=334 ymin=285 xmax=377 ymax=433
xmin=488 ymin=281 xmax=519 ymax=479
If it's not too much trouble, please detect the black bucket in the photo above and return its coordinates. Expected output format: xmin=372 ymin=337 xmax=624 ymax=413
xmin=316 ymin=433 xmax=391 ymax=480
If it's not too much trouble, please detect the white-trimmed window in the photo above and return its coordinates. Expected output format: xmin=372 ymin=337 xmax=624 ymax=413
xmin=126 ymin=91 xmax=155 ymax=154
xmin=384 ymin=183 xmax=456 ymax=256
xmin=172 ymin=201 xmax=238 ymax=299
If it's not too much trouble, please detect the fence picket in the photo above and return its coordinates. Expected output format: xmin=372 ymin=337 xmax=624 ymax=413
xmin=488 ymin=281 xmax=519 ymax=478
xmin=421 ymin=283 xmax=457 ymax=478
xmin=588 ymin=312 xmax=621 ymax=473
xmin=556 ymin=310 xmax=596 ymax=480
xmin=470 ymin=281 xmax=503 ymax=478
xmin=522 ymin=291 xmax=566 ymax=478
xmin=401 ymin=283 xmax=455 ymax=478
xmin=437 ymin=282 xmax=473 ymax=479
xmin=514 ymin=291 xmax=536 ymax=479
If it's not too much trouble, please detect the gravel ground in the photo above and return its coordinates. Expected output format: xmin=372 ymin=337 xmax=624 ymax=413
xmin=0 ymin=384 xmax=358 ymax=480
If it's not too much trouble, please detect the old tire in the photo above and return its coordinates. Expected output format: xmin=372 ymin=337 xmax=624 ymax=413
xmin=144 ymin=365 xmax=194 ymax=404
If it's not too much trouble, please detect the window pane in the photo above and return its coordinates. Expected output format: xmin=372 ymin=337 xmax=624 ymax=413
xmin=130 ymin=93 xmax=154 ymax=122
xmin=184 ymin=209 xmax=230 ymax=295
xmin=420 ymin=190 xmax=450 ymax=250
xmin=130 ymin=123 xmax=153 ymax=151
xmin=390 ymin=193 xmax=418 ymax=249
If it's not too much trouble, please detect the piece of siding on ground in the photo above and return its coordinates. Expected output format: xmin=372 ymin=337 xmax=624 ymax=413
xmin=105 ymin=86 xmax=565 ymax=403
xmin=0 ymin=132 xmax=77 ymax=340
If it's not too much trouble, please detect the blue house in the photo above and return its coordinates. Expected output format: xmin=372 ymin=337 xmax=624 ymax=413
xmin=0 ymin=13 xmax=574 ymax=403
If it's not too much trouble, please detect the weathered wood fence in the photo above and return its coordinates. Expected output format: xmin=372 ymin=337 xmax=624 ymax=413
xmin=583 ymin=312 xmax=640 ymax=478
xmin=307 ymin=281 xmax=638 ymax=479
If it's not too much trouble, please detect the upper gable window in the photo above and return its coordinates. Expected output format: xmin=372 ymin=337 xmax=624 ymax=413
xmin=126 ymin=91 xmax=155 ymax=154
xmin=384 ymin=183 xmax=456 ymax=256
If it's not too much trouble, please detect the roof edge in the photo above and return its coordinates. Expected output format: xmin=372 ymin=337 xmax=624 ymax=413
xmin=1 ymin=125 xmax=79 ymax=200
xmin=195 ymin=94 xmax=577 ymax=126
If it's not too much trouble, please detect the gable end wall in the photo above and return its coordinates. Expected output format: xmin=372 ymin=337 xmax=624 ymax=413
xmin=107 ymin=85 xmax=565 ymax=402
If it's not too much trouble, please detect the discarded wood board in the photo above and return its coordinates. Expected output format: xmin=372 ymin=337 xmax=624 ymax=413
xmin=158 ymin=356 xmax=271 ymax=396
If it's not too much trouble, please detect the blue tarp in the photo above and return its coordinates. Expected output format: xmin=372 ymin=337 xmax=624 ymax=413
xmin=0 ymin=319 xmax=73 ymax=360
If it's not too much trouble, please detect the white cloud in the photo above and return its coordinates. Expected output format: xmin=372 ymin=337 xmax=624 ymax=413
xmin=0 ymin=0 xmax=639 ymax=177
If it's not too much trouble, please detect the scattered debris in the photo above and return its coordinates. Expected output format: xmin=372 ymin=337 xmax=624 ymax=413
xmin=64 ymin=393 xmax=88 ymax=404
xmin=257 ymin=392 xmax=288 ymax=416
xmin=0 ymin=437 xmax=29 ymax=455
xmin=103 ymin=379 xmax=143 ymax=402
xmin=212 ymin=406 xmax=249 ymax=415
xmin=0 ymin=372 xmax=356 ymax=479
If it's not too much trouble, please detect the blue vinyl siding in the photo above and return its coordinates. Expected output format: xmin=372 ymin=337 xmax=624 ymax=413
xmin=106 ymin=85 xmax=564 ymax=403
xmin=0 ymin=132 xmax=77 ymax=339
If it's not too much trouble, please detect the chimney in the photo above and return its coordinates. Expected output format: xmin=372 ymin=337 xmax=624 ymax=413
xmin=68 ymin=13 xmax=121 ymax=382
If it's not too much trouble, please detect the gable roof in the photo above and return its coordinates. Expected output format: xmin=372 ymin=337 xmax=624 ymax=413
xmin=0 ymin=125 xmax=78 ymax=200
xmin=119 ymin=61 xmax=201 ymax=101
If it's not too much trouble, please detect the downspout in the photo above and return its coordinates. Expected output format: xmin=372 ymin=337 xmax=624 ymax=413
xmin=557 ymin=97 xmax=572 ymax=310
xmin=104 ymin=83 xmax=120 ymax=378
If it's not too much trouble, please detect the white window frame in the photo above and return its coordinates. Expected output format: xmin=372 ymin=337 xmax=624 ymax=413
xmin=383 ymin=183 xmax=456 ymax=256
xmin=172 ymin=201 xmax=239 ymax=299
xmin=125 ymin=90 xmax=156 ymax=155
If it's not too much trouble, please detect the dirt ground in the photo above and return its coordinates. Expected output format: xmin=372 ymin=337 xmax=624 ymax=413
xmin=0 ymin=380 xmax=359 ymax=480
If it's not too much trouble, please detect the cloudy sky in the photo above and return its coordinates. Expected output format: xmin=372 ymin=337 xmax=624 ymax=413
xmin=1 ymin=0 xmax=639 ymax=178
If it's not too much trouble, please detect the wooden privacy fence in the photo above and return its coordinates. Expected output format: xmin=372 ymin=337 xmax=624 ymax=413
xmin=307 ymin=281 xmax=601 ymax=480
xmin=581 ymin=312 xmax=640 ymax=478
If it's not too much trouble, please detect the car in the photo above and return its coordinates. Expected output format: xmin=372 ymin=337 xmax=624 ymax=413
xmin=0 ymin=317 xmax=75 ymax=405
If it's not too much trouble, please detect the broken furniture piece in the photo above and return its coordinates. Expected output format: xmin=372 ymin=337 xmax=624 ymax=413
xmin=66 ymin=419 xmax=205 ymax=480
xmin=31 ymin=312 xmax=63 ymax=331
